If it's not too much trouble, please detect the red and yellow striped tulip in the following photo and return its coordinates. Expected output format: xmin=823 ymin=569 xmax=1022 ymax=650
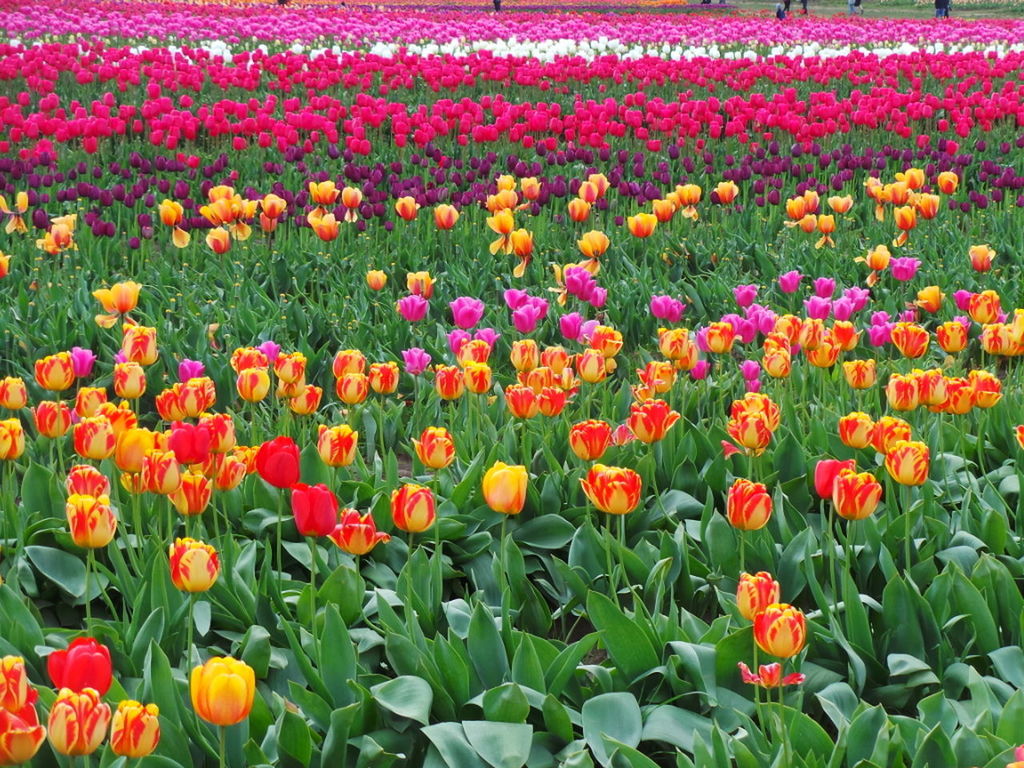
xmin=169 ymin=538 xmax=220 ymax=593
xmin=727 ymin=478 xmax=772 ymax=531
xmin=754 ymin=603 xmax=807 ymax=658
xmin=412 ymin=427 xmax=455 ymax=470
xmin=884 ymin=440 xmax=930 ymax=486
xmin=832 ymin=469 xmax=882 ymax=520
xmin=110 ymin=700 xmax=160 ymax=758
xmin=736 ymin=571 xmax=780 ymax=621
xmin=580 ymin=465 xmax=642 ymax=515
xmin=391 ymin=484 xmax=436 ymax=533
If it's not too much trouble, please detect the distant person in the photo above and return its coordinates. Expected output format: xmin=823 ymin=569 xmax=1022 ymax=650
xmin=849 ymin=0 xmax=863 ymax=13
xmin=493 ymin=0 xmax=501 ymax=9
xmin=800 ymin=0 xmax=808 ymax=13
xmin=935 ymin=0 xmax=950 ymax=15
xmin=775 ymin=2 xmax=786 ymax=18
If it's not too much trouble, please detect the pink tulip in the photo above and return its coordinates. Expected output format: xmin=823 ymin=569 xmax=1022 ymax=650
xmin=778 ymin=270 xmax=803 ymax=293
xmin=397 ymin=294 xmax=429 ymax=322
xmin=447 ymin=330 xmax=471 ymax=356
xmin=812 ymin=277 xmax=835 ymax=299
xmin=401 ymin=347 xmax=431 ymax=376
xmin=449 ymin=296 xmax=485 ymax=329
xmin=733 ymin=284 xmax=758 ymax=308
xmin=890 ymin=257 xmax=921 ymax=281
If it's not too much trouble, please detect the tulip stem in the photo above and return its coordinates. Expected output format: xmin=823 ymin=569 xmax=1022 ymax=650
xmin=130 ymin=491 xmax=144 ymax=575
xmin=219 ymin=726 xmax=227 ymax=768
xmin=738 ymin=533 xmax=746 ymax=574
xmin=825 ymin=500 xmax=838 ymax=626
xmin=84 ymin=549 xmax=94 ymax=629
xmin=186 ymin=592 xmax=195 ymax=666
xmin=604 ymin=516 xmax=618 ymax=604
xmin=902 ymin=484 xmax=913 ymax=577
xmin=276 ymin=491 xmax=285 ymax=581
xmin=308 ymin=536 xmax=319 ymax=664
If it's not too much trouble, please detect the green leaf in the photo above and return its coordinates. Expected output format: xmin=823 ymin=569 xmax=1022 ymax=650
xmin=468 ymin=602 xmax=509 ymax=689
xmin=640 ymin=706 xmax=713 ymax=753
xmin=321 ymin=605 xmax=357 ymax=707
xmin=25 ymin=546 xmax=86 ymax=597
xmin=421 ymin=723 xmax=489 ymax=768
xmin=462 ymin=721 xmax=532 ymax=768
xmin=370 ymin=675 xmax=433 ymax=725
xmin=586 ymin=592 xmax=661 ymax=683
xmin=277 ymin=710 xmax=313 ymax=767
xmin=582 ymin=693 xmax=642 ymax=768
xmin=910 ymin=725 xmax=956 ymax=768
xmin=482 ymin=683 xmax=531 ymax=724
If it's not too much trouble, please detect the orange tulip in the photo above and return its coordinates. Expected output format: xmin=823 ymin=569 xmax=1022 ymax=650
xmin=434 ymin=365 xmax=465 ymax=400
xmin=190 ymin=657 xmax=255 ymax=727
xmin=205 ymin=227 xmax=231 ymax=254
xmin=754 ymin=603 xmax=807 ymax=658
xmin=391 ymin=484 xmax=435 ymax=533
xmin=0 ymin=377 xmax=27 ymax=410
xmin=169 ymin=538 xmax=220 ymax=593
xmin=121 ymin=325 xmax=158 ymax=366
xmin=936 ymin=321 xmax=968 ymax=353
xmin=47 ymin=688 xmax=111 ymax=756
xmin=705 ymin=322 xmax=735 ymax=354
xmin=329 ymin=509 xmax=391 ymax=555
xmin=626 ymin=212 xmax=657 ymax=238
xmin=433 ymin=204 xmax=459 ymax=230
xmin=915 ymin=285 xmax=944 ymax=314
xmin=627 ymin=399 xmax=680 ymax=444
xmin=580 ymin=465 xmax=642 ymax=515
xmin=714 ymin=181 xmax=739 ymax=204
xmin=487 ymin=209 xmax=515 ymax=255
xmin=34 ymin=401 xmax=72 ymax=438
xmin=832 ymin=469 xmax=882 ymax=521
xmin=892 ymin=206 xmax=916 ymax=246
xmin=726 ymin=478 xmax=772 ymax=531
xmin=890 ymin=323 xmax=929 ymax=359
xmin=968 ymin=369 xmax=1002 ymax=408
xmin=504 ymin=384 xmax=539 ymax=419
xmin=577 ymin=230 xmax=609 ymax=260
xmin=482 ymin=462 xmax=528 ymax=515
xmin=34 ymin=352 xmax=75 ymax=392
xmin=885 ymin=373 xmax=919 ymax=411
xmin=312 ymin=212 xmax=339 ymax=241
xmin=968 ymin=244 xmax=995 ymax=272
xmin=577 ymin=349 xmax=607 ymax=384
xmin=569 ymin=420 xmax=612 ymax=461
xmin=73 ymin=416 xmax=116 ymax=460
xmin=538 ymin=386 xmax=567 ymax=417
xmin=406 ymin=271 xmax=435 ymax=299
xmin=736 ymin=571 xmax=780 ymax=621
xmin=412 ymin=427 xmax=455 ymax=470
xmin=885 ymin=440 xmax=929 ymax=485
xmin=870 ymin=416 xmax=912 ymax=454
xmin=114 ymin=427 xmax=159 ymax=474
xmin=236 ymin=368 xmax=270 ymax=402
xmin=66 ymin=494 xmax=117 ymax=549
xmin=317 ymin=425 xmax=358 ymax=468
xmin=394 ymin=196 xmax=420 ymax=221
xmin=968 ymin=290 xmax=1001 ymax=325
xmin=567 ymin=198 xmax=591 ymax=223
xmin=366 ymin=270 xmax=388 ymax=290
xmin=110 ymin=700 xmax=160 ymax=759
xmin=170 ymin=470 xmax=212 ymax=516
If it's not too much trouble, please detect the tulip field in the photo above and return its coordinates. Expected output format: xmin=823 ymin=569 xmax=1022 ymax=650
xmin=5 ymin=0 xmax=1024 ymax=766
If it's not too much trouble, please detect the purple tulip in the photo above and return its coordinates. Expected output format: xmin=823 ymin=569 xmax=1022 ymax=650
xmin=69 ymin=347 xmax=97 ymax=378
xmin=870 ymin=311 xmax=891 ymax=326
xmin=843 ymin=287 xmax=870 ymax=312
xmin=804 ymin=297 xmax=831 ymax=320
xmin=733 ymin=284 xmax=758 ymax=308
xmin=813 ymin=277 xmax=836 ymax=299
xmin=449 ymin=296 xmax=485 ymax=330
xmin=778 ymin=270 xmax=803 ymax=293
xmin=178 ymin=359 xmax=206 ymax=382
xmin=503 ymin=288 xmax=529 ymax=310
xmin=589 ymin=286 xmax=608 ymax=309
xmin=868 ymin=324 xmax=892 ymax=346
xmin=745 ymin=378 xmax=762 ymax=393
xmin=512 ymin=304 xmax=544 ymax=334
xmin=954 ymin=290 xmax=973 ymax=311
xmin=560 ymin=312 xmax=584 ymax=342
xmin=401 ymin=347 xmax=431 ymax=376
xmin=695 ymin=327 xmax=709 ymax=353
xmin=690 ymin=360 xmax=710 ymax=380
xmin=890 ymin=257 xmax=921 ymax=282
xmin=650 ymin=295 xmax=685 ymax=322
xmin=831 ymin=298 xmax=854 ymax=321
xmin=474 ymin=328 xmax=500 ymax=348
xmin=397 ymin=294 xmax=429 ymax=322
xmin=740 ymin=360 xmax=761 ymax=380
xmin=447 ymin=329 xmax=471 ymax=356
xmin=257 ymin=340 xmax=280 ymax=365
xmin=899 ymin=309 xmax=919 ymax=323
